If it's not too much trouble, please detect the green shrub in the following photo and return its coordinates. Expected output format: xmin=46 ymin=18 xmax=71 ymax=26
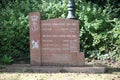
xmin=76 ymin=0 xmax=120 ymax=60
xmin=0 ymin=0 xmax=120 ymax=62
xmin=0 ymin=55 xmax=14 ymax=64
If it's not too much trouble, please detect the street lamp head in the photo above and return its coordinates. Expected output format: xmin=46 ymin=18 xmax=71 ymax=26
xmin=67 ymin=0 xmax=76 ymax=19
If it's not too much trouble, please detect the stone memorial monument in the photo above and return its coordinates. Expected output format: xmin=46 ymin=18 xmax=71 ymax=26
xmin=29 ymin=0 xmax=85 ymax=66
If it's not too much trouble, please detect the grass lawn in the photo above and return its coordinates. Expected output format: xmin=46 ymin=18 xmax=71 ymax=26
xmin=0 ymin=73 xmax=120 ymax=80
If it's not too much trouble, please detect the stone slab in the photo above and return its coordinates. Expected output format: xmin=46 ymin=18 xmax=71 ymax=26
xmin=40 ymin=18 xmax=84 ymax=66
xmin=29 ymin=12 xmax=41 ymax=65
xmin=3 ymin=64 xmax=106 ymax=73
xmin=29 ymin=12 xmax=85 ymax=66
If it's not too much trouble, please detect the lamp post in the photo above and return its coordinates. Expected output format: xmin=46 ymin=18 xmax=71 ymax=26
xmin=67 ymin=0 xmax=76 ymax=19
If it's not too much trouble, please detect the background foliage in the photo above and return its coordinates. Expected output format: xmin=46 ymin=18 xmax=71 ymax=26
xmin=0 ymin=0 xmax=120 ymax=63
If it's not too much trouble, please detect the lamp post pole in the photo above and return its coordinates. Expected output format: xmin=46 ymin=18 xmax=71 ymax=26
xmin=67 ymin=0 xmax=76 ymax=19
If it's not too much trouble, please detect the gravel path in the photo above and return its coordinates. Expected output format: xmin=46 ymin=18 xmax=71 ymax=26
xmin=0 ymin=73 xmax=120 ymax=80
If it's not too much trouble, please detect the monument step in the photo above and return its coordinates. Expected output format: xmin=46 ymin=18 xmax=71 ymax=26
xmin=1 ymin=64 xmax=106 ymax=73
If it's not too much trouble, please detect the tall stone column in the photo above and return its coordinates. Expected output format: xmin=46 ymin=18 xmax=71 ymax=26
xmin=29 ymin=12 xmax=41 ymax=65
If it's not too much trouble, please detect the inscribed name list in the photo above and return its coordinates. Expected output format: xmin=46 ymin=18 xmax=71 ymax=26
xmin=41 ymin=19 xmax=79 ymax=54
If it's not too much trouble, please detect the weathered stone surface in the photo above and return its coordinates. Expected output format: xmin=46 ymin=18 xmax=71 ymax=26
xmin=77 ymin=52 xmax=85 ymax=66
xmin=29 ymin=12 xmax=41 ymax=65
xmin=41 ymin=18 xmax=84 ymax=66
xmin=29 ymin=12 xmax=85 ymax=66
xmin=5 ymin=64 xmax=106 ymax=73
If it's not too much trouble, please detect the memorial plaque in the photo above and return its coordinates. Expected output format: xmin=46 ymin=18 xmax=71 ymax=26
xmin=41 ymin=18 xmax=80 ymax=66
xmin=29 ymin=12 xmax=84 ymax=66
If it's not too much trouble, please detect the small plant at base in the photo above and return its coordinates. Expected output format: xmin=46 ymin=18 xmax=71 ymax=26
xmin=1 ymin=55 xmax=14 ymax=64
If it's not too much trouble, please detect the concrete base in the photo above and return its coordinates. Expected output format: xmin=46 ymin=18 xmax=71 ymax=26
xmin=1 ymin=64 xmax=106 ymax=73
